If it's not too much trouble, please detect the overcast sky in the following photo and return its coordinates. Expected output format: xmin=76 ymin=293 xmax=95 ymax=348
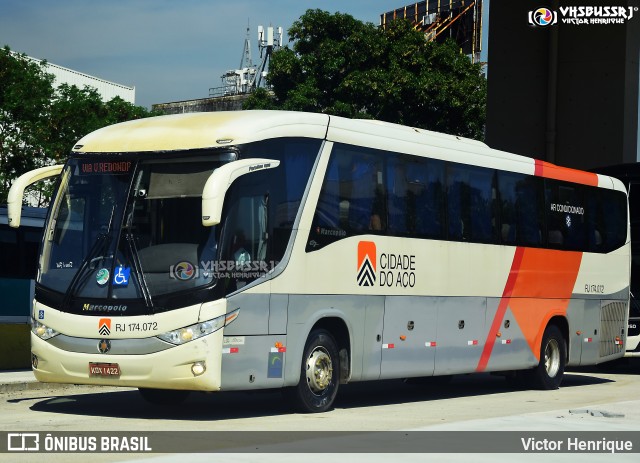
xmin=0 ymin=1 xmax=410 ymax=109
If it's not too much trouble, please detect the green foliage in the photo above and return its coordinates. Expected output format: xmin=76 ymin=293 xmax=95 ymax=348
xmin=244 ymin=9 xmax=486 ymax=139
xmin=0 ymin=46 xmax=55 ymax=202
xmin=0 ymin=45 xmax=159 ymax=204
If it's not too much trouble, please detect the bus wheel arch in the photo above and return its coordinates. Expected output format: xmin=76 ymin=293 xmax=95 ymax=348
xmin=310 ymin=317 xmax=351 ymax=383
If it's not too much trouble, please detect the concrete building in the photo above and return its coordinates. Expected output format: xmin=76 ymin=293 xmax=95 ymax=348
xmin=485 ymin=0 xmax=640 ymax=170
xmin=153 ymin=94 xmax=248 ymax=114
xmin=24 ymin=54 xmax=135 ymax=104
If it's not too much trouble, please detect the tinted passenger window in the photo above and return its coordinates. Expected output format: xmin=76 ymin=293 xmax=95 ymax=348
xmin=309 ymin=145 xmax=385 ymax=250
xmin=545 ymin=180 xmax=586 ymax=250
xmin=498 ymin=172 xmax=543 ymax=246
xmin=243 ymin=138 xmax=320 ymax=259
xmin=306 ymin=143 xmax=627 ymax=255
xmin=584 ymin=187 xmax=627 ymax=253
xmin=446 ymin=164 xmax=496 ymax=242
xmin=387 ymin=155 xmax=444 ymax=238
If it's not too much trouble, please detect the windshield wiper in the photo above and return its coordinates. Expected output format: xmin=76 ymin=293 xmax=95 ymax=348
xmin=125 ymin=232 xmax=153 ymax=310
xmin=61 ymin=232 xmax=112 ymax=310
xmin=61 ymin=205 xmax=116 ymax=310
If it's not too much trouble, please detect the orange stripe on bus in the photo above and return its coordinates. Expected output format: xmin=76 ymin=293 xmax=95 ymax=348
xmin=510 ymin=248 xmax=583 ymax=299
xmin=477 ymin=247 xmax=525 ymax=372
xmin=510 ymin=248 xmax=582 ymax=359
xmin=477 ymin=248 xmax=583 ymax=370
xmin=534 ymin=159 xmax=598 ymax=186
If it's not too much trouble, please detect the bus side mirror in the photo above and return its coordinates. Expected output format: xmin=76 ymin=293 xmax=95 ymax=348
xmin=202 ymin=158 xmax=280 ymax=226
xmin=7 ymin=165 xmax=64 ymax=228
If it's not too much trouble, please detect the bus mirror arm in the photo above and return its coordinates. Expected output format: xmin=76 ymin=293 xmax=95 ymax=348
xmin=7 ymin=165 xmax=64 ymax=228
xmin=201 ymin=158 xmax=280 ymax=226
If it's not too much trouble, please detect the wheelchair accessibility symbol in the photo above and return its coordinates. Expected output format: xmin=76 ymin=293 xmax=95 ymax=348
xmin=113 ymin=266 xmax=131 ymax=287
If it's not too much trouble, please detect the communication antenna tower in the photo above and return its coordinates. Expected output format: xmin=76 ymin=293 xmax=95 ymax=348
xmin=211 ymin=22 xmax=283 ymax=97
xmin=256 ymin=25 xmax=283 ymax=88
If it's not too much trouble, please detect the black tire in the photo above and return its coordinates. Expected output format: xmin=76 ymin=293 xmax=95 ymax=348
xmin=138 ymin=388 xmax=190 ymax=405
xmin=526 ymin=324 xmax=566 ymax=390
xmin=286 ymin=329 xmax=340 ymax=413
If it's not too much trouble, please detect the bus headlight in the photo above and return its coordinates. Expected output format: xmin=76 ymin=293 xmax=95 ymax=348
xmin=157 ymin=309 xmax=239 ymax=345
xmin=31 ymin=318 xmax=59 ymax=340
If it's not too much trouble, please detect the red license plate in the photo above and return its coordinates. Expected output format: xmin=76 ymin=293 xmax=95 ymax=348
xmin=89 ymin=362 xmax=121 ymax=377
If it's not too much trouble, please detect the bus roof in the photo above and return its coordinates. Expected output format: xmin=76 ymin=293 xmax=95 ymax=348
xmin=71 ymin=110 xmax=622 ymax=191
xmin=72 ymin=111 xmax=330 ymax=154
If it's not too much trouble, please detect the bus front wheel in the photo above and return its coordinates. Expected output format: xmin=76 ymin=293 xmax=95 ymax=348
xmin=287 ymin=329 xmax=340 ymax=413
xmin=527 ymin=324 xmax=566 ymax=390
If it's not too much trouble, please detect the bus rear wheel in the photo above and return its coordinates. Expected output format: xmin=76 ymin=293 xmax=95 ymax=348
xmin=138 ymin=388 xmax=190 ymax=405
xmin=287 ymin=329 xmax=340 ymax=413
xmin=527 ymin=324 xmax=566 ymax=390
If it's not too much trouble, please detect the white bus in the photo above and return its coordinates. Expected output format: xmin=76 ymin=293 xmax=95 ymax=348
xmin=9 ymin=111 xmax=630 ymax=412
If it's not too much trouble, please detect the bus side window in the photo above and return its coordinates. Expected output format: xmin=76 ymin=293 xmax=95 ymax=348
xmin=497 ymin=172 xmax=543 ymax=247
xmin=386 ymin=156 xmax=410 ymax=235
xmin=585 ymin=188 xmax=603 ymax=252
xmin=344 ymin=154 xmax=385 ymax=233
xmin=600 ymin=188 xmax=627 ymax=252
xmin=419 ymin=159 xmax=445 ymax=239
xmin=545 ymin=180 xmax=586 ymax=250
xmin=314 ymin=160 xmax=341 ymax=229
xmin=468 ymin=167 xmax=496 ymax=243
xmin=386 ymin=155 xmax=444 ymax=239
xmin=446 ymin=164 xmax=467 ymax=240
xmin=308 ymin=144 xmax=386 ymax=251
xmin=446 ymin=163 xmax=495 ymax=242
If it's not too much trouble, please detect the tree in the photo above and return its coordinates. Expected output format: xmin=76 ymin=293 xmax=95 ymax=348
xmin=0 ymin=46 xmax=160 ymax=204
xmin=0 ymin=46 xmax=55 ymax=202
xmin=244 ymin=9 xmax=486 ymax=140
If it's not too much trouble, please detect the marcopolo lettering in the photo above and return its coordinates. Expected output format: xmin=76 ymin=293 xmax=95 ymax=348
xmin=82 ymin=304 xmax=128 ymax=312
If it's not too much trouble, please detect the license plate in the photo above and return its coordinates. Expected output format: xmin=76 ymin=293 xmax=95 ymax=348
xmin=89 ymin=362 xmax=121 ymax=377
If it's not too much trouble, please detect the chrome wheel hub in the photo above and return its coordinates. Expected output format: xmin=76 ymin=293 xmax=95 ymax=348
xmin=544 ymin=338 xmax=560 ymax=378
xmin=305 ymin=347 xmax=333 ymax=394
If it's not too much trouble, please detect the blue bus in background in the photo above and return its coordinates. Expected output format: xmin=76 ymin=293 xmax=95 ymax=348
xmin=0 ymin=206 xmax=46 ymax=323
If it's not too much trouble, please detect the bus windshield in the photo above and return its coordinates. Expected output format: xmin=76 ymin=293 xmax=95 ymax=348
xmin=38 ymin=153 xmax=235 ymax=308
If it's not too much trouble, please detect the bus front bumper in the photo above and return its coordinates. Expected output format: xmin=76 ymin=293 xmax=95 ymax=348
xmin=30 ymin=332 xmax=224 ymax=391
